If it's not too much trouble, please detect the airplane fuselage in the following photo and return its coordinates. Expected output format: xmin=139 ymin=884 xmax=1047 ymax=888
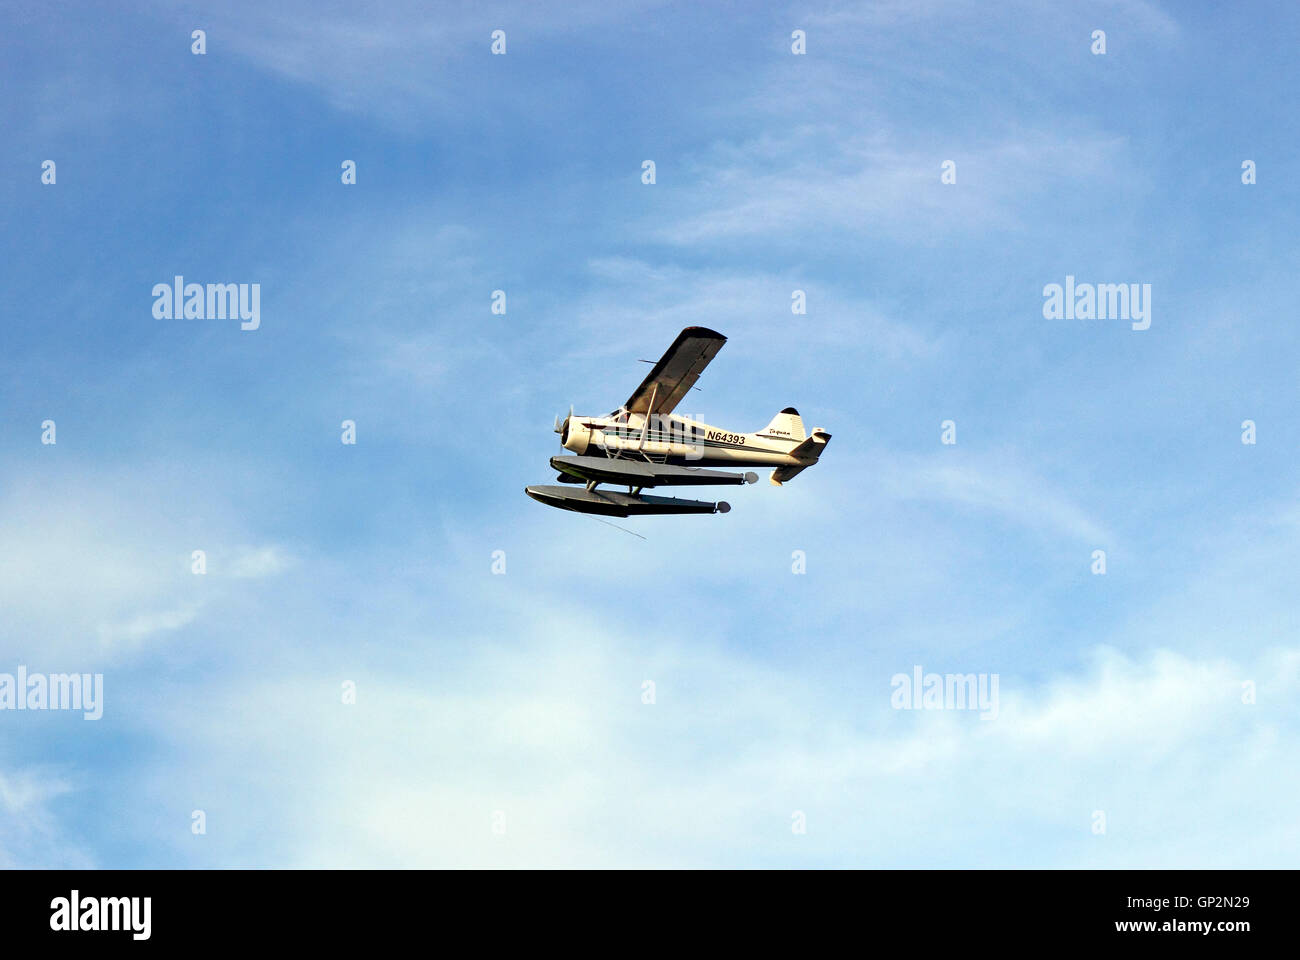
xmin=561 ymin=411 xmax=809 ymax=469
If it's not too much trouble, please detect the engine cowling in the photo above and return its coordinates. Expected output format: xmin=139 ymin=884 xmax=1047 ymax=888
xmin=561 ymin=416 xmax=591 ymax=455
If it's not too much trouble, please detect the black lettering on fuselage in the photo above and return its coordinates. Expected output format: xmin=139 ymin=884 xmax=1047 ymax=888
xmin=705 ymin=431 xmax=745 ymax=445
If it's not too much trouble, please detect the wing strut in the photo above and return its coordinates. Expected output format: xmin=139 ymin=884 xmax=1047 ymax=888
xmin=636 ymin=383 xmax=658 ymax=451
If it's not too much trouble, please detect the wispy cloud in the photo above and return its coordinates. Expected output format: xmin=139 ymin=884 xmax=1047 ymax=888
xmin=96 ymin=605 xmax=201 ymax=650
xmin=652 ymin=129 xmax=1132 ymax=246
xmin=574 ymin=256 xmax=940 ymax=367
xmin=228 ymin=545 xmax=296 ymax=580
xmin=0 ymin=769 xmax=93 ymax=868
xmin=140 ymin=0 xmax=670 ymax=130
xmin=0 ymin=475 xmax=295 ymax=663
xmin=880 ymin=451 xmax=1113 ymax=543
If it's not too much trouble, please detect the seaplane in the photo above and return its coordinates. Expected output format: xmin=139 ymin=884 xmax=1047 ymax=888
xmin=526 ymin=326 xmax=831 ymax=517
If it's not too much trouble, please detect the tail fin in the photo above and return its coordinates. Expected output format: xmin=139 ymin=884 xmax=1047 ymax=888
xmin=770 ymin=429 xmax=831 ymax=485
xmin=759 ymin=407 xmax=806 ymax=442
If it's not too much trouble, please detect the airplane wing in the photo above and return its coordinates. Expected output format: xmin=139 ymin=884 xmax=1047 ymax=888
xmin=624 ymin=326 xmax=726 ymax=416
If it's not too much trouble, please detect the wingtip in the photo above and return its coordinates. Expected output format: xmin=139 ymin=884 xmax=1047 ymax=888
xmin=681 ymin=325 xmax=726 ymax=341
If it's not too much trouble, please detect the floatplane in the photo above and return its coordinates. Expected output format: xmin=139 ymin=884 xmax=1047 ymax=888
xmin=526 ymin=326 xmax=831 ymax=517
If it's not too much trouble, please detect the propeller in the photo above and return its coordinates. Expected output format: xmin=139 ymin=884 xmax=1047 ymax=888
xmin=555 ymin=405 xmax=574 ymax=445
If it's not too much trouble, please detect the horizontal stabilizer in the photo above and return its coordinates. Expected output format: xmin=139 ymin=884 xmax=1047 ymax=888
xmin=788 ymin=430 xmax=831 ymax=459
xmin=770 ymin=429 xmax=831 ymax=485
xmin=769 ymin=464 xmax=810 ymax=485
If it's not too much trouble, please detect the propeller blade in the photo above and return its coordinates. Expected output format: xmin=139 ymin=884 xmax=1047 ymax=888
xmin=556 ymin=405 xmax=576 ymax=445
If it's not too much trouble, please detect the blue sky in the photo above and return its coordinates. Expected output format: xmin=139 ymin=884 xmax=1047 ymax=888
xmin=2 ymin=0 xmax=1298 ymax=867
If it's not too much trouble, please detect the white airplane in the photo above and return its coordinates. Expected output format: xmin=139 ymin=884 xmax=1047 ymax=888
xmin=526 ymin=326 xmax=831 ymax=517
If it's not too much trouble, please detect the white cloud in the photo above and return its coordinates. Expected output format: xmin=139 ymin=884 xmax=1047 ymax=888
xmin=126 ymin=630 xmax=1300 ymax=867
xmin=228 ymin=546 xmax=295 ymax=580
xmin=0 ymin=475 xmax=296 ymax=663
xmin=0 ymin=769 xmax=93 ymax=868
xmin=96 ymin=605 xmax=201 ymax=650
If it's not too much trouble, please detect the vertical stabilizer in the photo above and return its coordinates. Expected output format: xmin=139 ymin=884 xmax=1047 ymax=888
xmin=759 ymin=407 xmax=806 ymax=442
